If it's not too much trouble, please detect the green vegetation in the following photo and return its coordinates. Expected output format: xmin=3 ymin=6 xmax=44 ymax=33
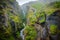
xmin=24 ymin=1 xmax=60 ymax=40
xmin=24 ymin=25 xmax=37 ymax=40
xmin=0 ymin=0 xmax=60 ymax=40
xmin=39 ymin=12 xmax=46 ymax=23
xmin=50 ymin=24 xmax=58 ymax=35
xmin=0 ymin=0 xmax=24 ymax=40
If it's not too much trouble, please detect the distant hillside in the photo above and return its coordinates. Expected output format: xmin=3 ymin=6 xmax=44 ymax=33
xmin=21 ymin=1 xmax=44 ymax=16
xmin=21 ymin=0 xmax=60 ymax=14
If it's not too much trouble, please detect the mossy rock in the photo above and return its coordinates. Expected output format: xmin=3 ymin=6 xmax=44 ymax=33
xmin=50 ymin=24 xmax=58 ymax=35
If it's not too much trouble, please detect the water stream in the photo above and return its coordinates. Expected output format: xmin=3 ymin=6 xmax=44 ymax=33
xmin=20 ymin=23 xmax=25 ymax=40
xmin=20 ymin=7 xmax=36 ymax=40
xmin=20 ymin=28 xmax=25 ymax=40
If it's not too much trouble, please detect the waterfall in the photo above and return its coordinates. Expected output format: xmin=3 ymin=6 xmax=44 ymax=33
xmin=20 ymin=23 xmax=25 ymax=40
xmin=20 ymin=28 xmax=25 ymax=40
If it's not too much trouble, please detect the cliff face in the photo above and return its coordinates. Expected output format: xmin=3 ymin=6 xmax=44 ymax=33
xmin=23 ymin=1 xmax=60 ymax=40
xmin=0 ymin=0 xmax=23 ymax=40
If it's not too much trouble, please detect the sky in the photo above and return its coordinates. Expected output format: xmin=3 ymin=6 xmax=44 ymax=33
xmin=16 ymin=0 xmax=37 ymax=5
xmin=16 ymin=0 xmax=60 ymax=5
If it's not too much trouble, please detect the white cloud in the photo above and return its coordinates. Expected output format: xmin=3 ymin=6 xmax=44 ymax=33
xmin=16 ymin=0 xmax=37 ymax=5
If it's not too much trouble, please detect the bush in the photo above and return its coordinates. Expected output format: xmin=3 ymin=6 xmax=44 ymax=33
xmin=50 ymin=24 xmax=57 ymax=35
xmin=24 ymin=25 xmax=37 ymax=40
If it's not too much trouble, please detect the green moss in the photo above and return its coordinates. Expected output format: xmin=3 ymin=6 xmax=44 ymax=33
xmin=30 ymin=15 xmax=37 ymax=25
xmin=39 ymin=12 xmax=45 ymax=23
xmin=50 ymin=24 xmax=58 ymax=35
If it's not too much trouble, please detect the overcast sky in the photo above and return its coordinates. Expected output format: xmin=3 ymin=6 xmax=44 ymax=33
xmin=16 ymin=0 xmax=37 ymax=5
xmin=16 ymin=0 xmax=60 ymax=5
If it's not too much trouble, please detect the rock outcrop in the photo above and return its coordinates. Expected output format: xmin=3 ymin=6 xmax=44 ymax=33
xmin=0 ymin=0 xmax=23 ymax=40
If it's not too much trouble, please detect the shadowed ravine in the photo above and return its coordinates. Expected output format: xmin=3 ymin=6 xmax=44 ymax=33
xmin=0 ymin=0 xmax=60 ymax=40
xmin=20 ymin=8 xmax=36 ymax=40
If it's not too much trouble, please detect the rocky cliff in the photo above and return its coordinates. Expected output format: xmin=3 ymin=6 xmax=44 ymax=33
xmin=0 ymin=0 xmax=23 ymax=40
